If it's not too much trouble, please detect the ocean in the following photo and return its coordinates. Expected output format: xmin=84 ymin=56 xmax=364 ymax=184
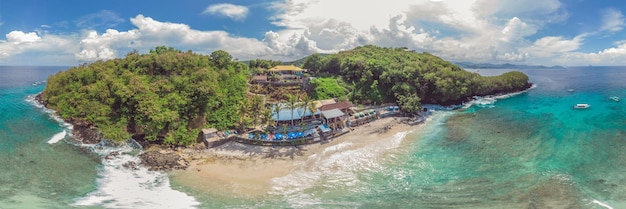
xmin=1 ymin=65 xmax=626 ymax=208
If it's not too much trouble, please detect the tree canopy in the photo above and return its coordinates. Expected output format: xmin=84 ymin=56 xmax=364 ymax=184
xmin=42 ymin=46 xmax=248 ymax=145
xmin=303 ymin=45 xmax=530 ymax=113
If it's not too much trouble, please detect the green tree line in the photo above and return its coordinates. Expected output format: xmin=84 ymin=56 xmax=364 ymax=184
xmin=303 ymin=45 xmax=530 ymax=112
xmin=42 ymin=46 xmax=248 ymax=145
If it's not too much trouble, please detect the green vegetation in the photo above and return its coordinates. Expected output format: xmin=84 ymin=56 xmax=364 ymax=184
xmin=42 ymin=46 xmax=249 ymax=145
xmin=302 ymin=45 xmax=530 ymax=112
xmin=41 ymin=45 xmax=530 ymax=146
xmin=309 ymin=77 xmax=349 ymax=100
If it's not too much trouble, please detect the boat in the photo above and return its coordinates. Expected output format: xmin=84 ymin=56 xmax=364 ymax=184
xmin=567 ymin=89 xmax=574 ymax=93
xmin=573 ymin=104 xmax=590 ymax=109
xmin=609 ymin=96 xmax=620 ymax=102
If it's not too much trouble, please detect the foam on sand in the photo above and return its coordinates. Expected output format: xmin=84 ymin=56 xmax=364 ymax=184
xmin=73 ymin=144 xmax=200 ymax=209
xmin=270 ymin=131 xmax=410 ymax=207
xmin=47 ymin=130 xmax=66 ymax=144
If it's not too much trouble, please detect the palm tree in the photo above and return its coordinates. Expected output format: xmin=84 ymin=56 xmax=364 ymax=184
xmin=272 ymin=102 xmax=282 ymax=128
xmin=251 ymin=95 xmax=264 ymax=128
xmin=307 ymin=99 xmax=318 ymax=121
xmin=285 ymin=94 xmax=300 ymax=126
xmin=300 ymin=94 xmax=313 ymax=123
xmin=236 ymin=99 xmax=250 ymax=132
xmin=261 ymin=108 xmax=274 ymax=129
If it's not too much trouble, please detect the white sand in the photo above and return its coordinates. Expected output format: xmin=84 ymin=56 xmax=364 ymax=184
xmin=168 ymin=116 xmax=425 ymax=198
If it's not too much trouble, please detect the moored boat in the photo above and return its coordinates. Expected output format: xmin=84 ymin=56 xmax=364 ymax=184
xmin=573 ymin=104 xmax=590 ymax=109
xmin=609 ymin=96 xmax=620 ymax=102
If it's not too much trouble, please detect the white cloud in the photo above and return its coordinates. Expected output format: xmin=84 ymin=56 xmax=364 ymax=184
xmin=4 ymin=1 xmax=626 ymax=66
xmin=6 ymin=31 xmax=42 ymax=43
xmin=0 ymin=31 xmax=78 ymax=65
xmin=203 ymin=3 xmax=249 ymax=21
xmin=523 ymin=36 xmax=583 ymax=58
xmin=600 ymin=8 xmax=625 ymax=32
xmin=73 ymin=15 xmax=270 ymax=62
xmin=268 ymin=0 xmax=569 ymax=64
xmin=75 ymin=29 xmax=139 ymax=62
xmin=501 ymin=17 xmax=536 ymax=42
xmin=560 ymin=40 xmax=626 ymax=65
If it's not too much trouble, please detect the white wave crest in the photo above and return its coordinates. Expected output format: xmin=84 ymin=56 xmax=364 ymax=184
xmin=463 ymin=84 xmax=537 ymax=109
xmin=592 ymin=199 xmax=614 ymax=209
xmin=25 ymin=94 xmax=73 ymax=130
xmin=270 ymin=131 xmax=409 ymax=207
xmin=26 ymin=93 xmax=199 ymax=208
xmin=47 ymin=130 xmax=66 ymax=144
xmin=73 ymin=144 xmax=200 ymax=209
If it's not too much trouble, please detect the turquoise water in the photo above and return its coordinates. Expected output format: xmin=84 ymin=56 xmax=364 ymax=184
xmin=178 ymin=67 xmax=626 ymax=208
xmin=2 ymin=66 xmax=626 ymax=208
xmin=0 ymin=66 xmax=99 ymax=208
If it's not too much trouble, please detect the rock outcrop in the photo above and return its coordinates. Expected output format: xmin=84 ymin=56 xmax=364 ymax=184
xmin=138 ymin=150 xmax=190 ymax=171
xmin=35 ymin=93 xmax=103 ymax=144
xmin=70 ymin=120 xmax=103 ymax=144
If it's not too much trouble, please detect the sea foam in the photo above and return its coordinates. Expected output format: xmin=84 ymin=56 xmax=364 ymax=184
xmin=47 ymin=130 xmax=66 ymax=144
xmin=270 ymin=131 xmax=410 ymax=208
xmin=72 ymin=144 xmax=200 ymax=209
xmin=592 ymin=200 xmax=614 ymax=209
xmin=27 ymin=93 xmax=200 ymax=209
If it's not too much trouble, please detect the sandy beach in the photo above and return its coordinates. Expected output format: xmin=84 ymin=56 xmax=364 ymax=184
xmin=168 ymin=116 xmax=426 ymax=198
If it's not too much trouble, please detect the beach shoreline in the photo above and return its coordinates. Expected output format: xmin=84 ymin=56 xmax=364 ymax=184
xmin=166 ymin=116 xmax=426 ymax=198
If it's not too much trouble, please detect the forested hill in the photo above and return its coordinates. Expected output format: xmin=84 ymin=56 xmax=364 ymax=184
xmin=42 ymin=46 xmax=248 ymax=145
xmin=302 ymin=45 xmax=531 ymax=110
xmin=41 ymin=45 xmax=530 ymax=146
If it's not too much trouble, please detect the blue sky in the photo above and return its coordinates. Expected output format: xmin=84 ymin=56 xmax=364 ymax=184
xmin=1 ymin=0 xmax=626 ymax=66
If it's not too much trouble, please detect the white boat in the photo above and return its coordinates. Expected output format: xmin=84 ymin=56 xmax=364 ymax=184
xmin=567 ymin=89 xmax=574 ymax=93
xmin=573 ymin=104 xmax=590 ymax=109
xmin=609 ymin=96 xmax=620 ymax=102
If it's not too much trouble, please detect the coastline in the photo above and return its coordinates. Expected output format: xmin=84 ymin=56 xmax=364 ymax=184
xmin=167 ymin=116 xmax=426 ymax=198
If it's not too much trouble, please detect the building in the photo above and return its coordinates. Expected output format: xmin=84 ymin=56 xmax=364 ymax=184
xmin=319 ymin=100 xmax=354 ymax=115
xmin=268 ymin=65 xmax=305 ymax=76
xmin=271 ymin=103 xmax=321 ymax=126
xmin=320 ymin=108 xmax=346 ymax=129
xmin=201 ymin=128 xmax=229 ymax=148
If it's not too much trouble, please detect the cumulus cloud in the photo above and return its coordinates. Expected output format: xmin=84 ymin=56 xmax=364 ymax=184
xmin=203 ymin=3 xmax=249 ymax=21
xmin=73 ymin=15 xmax=269 ymax=62
xmin=75 ymin=29 xmax=139 ymax=61
xmin=501 ymin=17 xmax=536 ymax=42
xmin=522 ymin=36 xmax=583 ymax=58
xmin=600 ymin=8 xmax=625 ymax=32
xmin=4 ymin=1 xmax=626 ymax=66
xmin=0 ymin=31 xmax=78 ymax=64
xmin=6 ymin=31 xmax=41 ymax=43
xmin=269 ymin=0 xmax=554 ymax=63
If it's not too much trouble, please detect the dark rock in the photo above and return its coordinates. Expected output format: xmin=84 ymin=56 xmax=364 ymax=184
xmin=122 ymin=161 xmax=139 ymax=170
xmin=71 ymin=121 xmax=103 ymax=144
xmin=34 ymin=93 xmax=46 ymax=107
xmin=35 ymin=93 xmax=102 ymax=144
xmin=104 ymin=151 xmax=120 ymax=160
xmin=138 ymin=151 xmax=189 ymax=171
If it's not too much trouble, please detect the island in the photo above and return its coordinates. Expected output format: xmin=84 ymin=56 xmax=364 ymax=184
xmin=39 ymin=45 xmax=531 ymax=170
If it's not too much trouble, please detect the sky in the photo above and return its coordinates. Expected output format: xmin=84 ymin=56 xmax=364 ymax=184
xmin=1 ymin=0 xmax=626 ymax=66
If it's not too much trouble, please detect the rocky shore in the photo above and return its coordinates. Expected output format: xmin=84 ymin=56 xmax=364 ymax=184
xmin=34 ymin=92 xmax=421 ymax=172
xmin=36 ymin=92 xmax=191 ymax=171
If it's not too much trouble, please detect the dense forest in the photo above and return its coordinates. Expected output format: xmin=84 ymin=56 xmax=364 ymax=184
xmin=42 ymin=46 xmax=248 ymax=145
xmin=303 ymin=45 xmax=531 ymax=111
xmin=42 ymin=45 xmax=530 ymax=146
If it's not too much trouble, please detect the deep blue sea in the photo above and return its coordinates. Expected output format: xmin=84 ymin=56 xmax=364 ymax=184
xmin=1 ymin=65 xmax=625 ymax=208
